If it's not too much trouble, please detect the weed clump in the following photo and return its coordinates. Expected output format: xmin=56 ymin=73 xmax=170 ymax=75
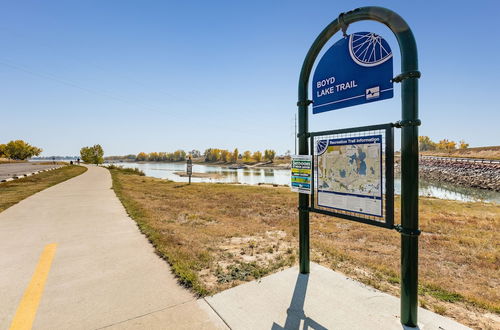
xmin=106 ymin=164 xmax=145 ymax=176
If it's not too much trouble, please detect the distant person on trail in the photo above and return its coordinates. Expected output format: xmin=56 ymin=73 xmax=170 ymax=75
xmin=77 ymin=158 xmax=80 ymax=164
xmin=52 ymin=156 xmax=55 ymax=164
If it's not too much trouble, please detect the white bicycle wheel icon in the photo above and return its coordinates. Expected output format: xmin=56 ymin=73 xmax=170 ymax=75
xmin=349 ymin=32 xmax=392 ymax=67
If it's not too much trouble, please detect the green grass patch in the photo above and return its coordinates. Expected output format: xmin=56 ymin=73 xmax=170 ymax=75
xmin=419 ymin=284 xmax=464 ymax=303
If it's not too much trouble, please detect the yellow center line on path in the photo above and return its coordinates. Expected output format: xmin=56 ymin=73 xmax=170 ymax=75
xmin=9 ymin=243 xmax=58 ymax=330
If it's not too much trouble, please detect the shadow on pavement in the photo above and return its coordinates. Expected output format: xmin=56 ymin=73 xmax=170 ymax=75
xmin=271 ymin=273 xmax=328 ymax=330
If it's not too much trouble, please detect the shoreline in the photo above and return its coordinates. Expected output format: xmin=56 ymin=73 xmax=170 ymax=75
xmin=173 ymin=171 xmax=221 ymax=179
xmin=106 ymin=160 xmax=291 ymax=170
xmin=396 ymin=158 xmax=500 ymax=191
xmin=106 ymin=158 xmax=499 ymax=192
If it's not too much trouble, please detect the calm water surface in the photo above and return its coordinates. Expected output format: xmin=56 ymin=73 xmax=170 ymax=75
xmin=109 ymin=162 xmax=500 ymax=204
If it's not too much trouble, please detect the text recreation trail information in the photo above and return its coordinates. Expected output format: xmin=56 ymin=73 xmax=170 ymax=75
xmin=316 ymin=135 xmax=383 ymax=216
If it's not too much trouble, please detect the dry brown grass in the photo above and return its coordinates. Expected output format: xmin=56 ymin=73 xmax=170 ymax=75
xmin=110 ymin=169 xmax=499 ymax=329
xmin=0 ymin=165 xmax=87 ymax=212
xmin=0 ymin=158 xmax=26 ymax=164
xmin=422 ymin=146 xmax=500 ymax=160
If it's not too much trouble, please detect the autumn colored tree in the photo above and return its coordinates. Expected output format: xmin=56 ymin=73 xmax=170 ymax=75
xmin=232 ymin=148 xmax=239 ymax=162
xmin=0 ymin=140 xmax=42 ymax=160
xmin=436 ymin=139 xmax=456 ymax=151
xmin=136 ymin=152 xmax=148 ymax=161
xmin=173 ymin=150 xmax=186 ymax=161
xmin=459 ymin=140 xmax=469 ymax=149
xmin=159 ymin=152 xmax=168 ymax=161
xmin=418 ymin=136 xmax=437 ymax=151
xmin=190 ymin=150 xmax=201 ymax=158
xmin=242 ymin=150 xmax=252 ymax=162
xmin=221 ymin=150 xmax=231 ymax=162
xmin=149 ymin=152 xmax=160 ymax=161
xmin=204 ymin=148 xmax=222 ymax=161
xmin=264 ymin=149 xmax=276 ymax=162
xmin=252 ymin=151 xmax=262 ymax=162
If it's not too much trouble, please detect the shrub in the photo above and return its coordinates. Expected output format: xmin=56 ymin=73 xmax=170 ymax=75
xmin=106 ymin=164 xmax=145 ymax=176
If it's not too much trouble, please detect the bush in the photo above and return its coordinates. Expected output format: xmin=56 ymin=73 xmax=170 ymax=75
xmin=106 ymin=164 xmax=145 ymax=176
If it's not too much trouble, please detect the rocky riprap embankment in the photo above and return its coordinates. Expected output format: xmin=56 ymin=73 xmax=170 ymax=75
xmin=395 ymin=158 xmax=500 ymax=191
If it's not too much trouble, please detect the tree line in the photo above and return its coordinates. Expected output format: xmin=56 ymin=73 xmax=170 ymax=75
xmin=418 ymin=136 xmax=469 ymax=151
xmin=196 ymin=148 xmax=276 ymax=163
xmin=130 ymin=148 xmax=277 ymax=163
xmin=136 ymin=150 xmax=187 ymax=162
xmin=0 ymin=140 xmax=42 ymax=160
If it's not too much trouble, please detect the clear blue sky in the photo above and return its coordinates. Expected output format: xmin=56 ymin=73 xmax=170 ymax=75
xmin=1 ymin=1 xmax=499 ymax=156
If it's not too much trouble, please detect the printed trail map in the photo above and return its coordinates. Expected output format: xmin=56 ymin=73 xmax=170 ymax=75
xmin=316 ymin=135 xmax=382 ymax=216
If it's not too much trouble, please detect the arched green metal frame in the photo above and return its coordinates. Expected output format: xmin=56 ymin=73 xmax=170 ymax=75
xmin=297 ymin=6 xmax=419 ymax=327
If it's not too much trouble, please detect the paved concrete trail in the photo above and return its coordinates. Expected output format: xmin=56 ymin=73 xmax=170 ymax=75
xmin=0 ymin=165 xmax=227 ymax=329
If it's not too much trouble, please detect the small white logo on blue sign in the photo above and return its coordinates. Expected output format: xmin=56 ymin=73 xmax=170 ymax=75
xmin=366 ymin=87 xmax=380 ymax=100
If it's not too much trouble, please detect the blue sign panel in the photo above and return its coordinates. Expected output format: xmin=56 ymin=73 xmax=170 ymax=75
xmin=312 ymin=32 xmax=393 ymax=114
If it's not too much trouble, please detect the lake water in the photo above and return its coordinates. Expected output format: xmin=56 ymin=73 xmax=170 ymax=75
xmin=109 ymin=162 xmax=500 ymax=204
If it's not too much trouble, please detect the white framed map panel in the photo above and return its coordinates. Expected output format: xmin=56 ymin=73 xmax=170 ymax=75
xmin=310 ymin=123 xmax=394 ymax=228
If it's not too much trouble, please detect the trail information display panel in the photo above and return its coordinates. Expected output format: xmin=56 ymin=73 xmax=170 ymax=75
xmin=291 ymin=155 xmax=312 ymax=194
xmin=316 ymin=135 xmax=382 ymax=216
xmin=310 ymin=123 xmax=394 ymax=228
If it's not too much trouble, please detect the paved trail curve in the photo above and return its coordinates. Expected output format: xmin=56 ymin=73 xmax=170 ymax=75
xmin=0 ymin=165 xmax=226 ymax=329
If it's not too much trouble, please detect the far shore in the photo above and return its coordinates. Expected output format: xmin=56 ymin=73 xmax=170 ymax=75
xmin=173 ymin=171 xmax=221 ymax=179
xmin=105 ymin=159 xmax=292 ymax=170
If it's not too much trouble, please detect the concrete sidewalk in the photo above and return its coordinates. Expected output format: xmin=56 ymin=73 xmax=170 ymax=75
xmin=205 ymin=263 xmax=469 ymax=330
xmin=0 ymin=165 xmax=227 ymax=329
xmin=0 ymin=163 xmax=61 ymax=181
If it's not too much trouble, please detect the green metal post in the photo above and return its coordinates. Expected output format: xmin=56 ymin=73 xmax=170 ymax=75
xmin=399 ymin=40 xmax=419 ymax=327
xmin=297 ymin=6 xmax=419 ymax=326
xmin=298 ymin=101 xmax=310 ymax=274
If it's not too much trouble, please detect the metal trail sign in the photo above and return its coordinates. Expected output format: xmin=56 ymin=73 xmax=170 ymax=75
xmin=312 ymin=32 xmax=394 ymax=113
xmin=296 ymin=7 xmax=421 ymax=327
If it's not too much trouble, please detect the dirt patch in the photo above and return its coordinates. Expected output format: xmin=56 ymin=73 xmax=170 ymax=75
xmin=198 ymin=230 xmax=295 ymax=291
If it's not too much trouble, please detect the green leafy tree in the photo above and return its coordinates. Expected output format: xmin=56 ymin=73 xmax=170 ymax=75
xmin=264 ymin=149 xmax=276 ymax=162
xmin=80 ymin=144 xmax=104 ymax=165
xmin=0 ymin=144 xmax=7 ymax=158
xmin=80 ymin=147 xmax=93 ymax=163
xmin=0 ymin=140 xmax=42 ymax=160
